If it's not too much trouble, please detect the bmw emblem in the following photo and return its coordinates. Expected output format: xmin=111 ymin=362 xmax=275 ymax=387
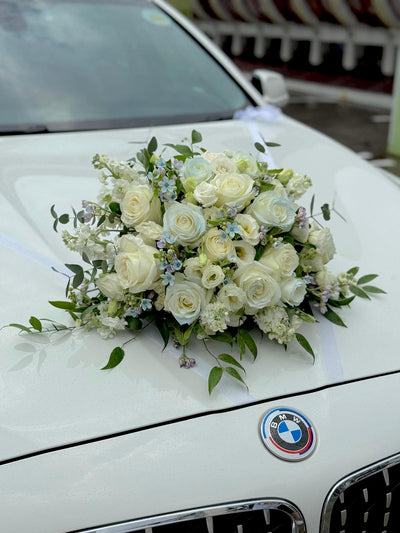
xmin=260 ymin=408 xmax=316 ymax=461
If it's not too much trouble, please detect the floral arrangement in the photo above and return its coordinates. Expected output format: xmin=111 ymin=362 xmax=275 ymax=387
xmin=10 ymin=131 xmax=384 ymax=393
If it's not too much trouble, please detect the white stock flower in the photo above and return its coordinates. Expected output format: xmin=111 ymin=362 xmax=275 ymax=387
xmin=259 ymin=243 xmax=299 ymax=279
xmin=135 ymin=221 xmax=163 ymax=242
xmin=280 ymin=277 xmax=307 ymax=306
xmin=193 ymin=181 xmax=218 ymax=207
xmin=211 ymin=172 xmax=254 ymax=208
xmin=316 ymin=268 xmax=337 ymax=289
xmin=203 ymin=228 xmax=235 ymax=262
xmin=96 ymin=273 xmax=125 ymax=301
xmin=255 ymin=306 xmax=300 ymax=344
xmin=182 ymin=157 xmax=212 ymax=185
xmin=202 ymin=151 xmax=225 ymax=162
xmin=200 ymin=302 xmax=229 ymax=334
xmin=233 ymin=240 xmax=256 ymax=264
xmin=248 ymin=190 xmax=295 ymax=231
xmin=163 ymin=202 xmax=206 ymax=247
xmin=210 ymin=155 xmax=237 ymax=174
xmin=115 ymin=235 xmax=159 ymax=293
xmin=121 ymin=183 xmax=161 ymax=227
xmin=201 ymin=264 xmax=225 ymax=289
xmin=164 ymin=277 xmax=207 ymax=325
xmin=286 ymin=173 xmax=312 ymax=199
xmin=217 ymin=283 xmax=246 ymax=312
xmin=233 ymin=151 xmax=258 ymax=175
xmin=235 ymin=213 xmax=259 ymax=246
xmin=308 ymin=226 xmax=336 ymax=264
xmin=234 ymin=262 xmax=281 ymax=313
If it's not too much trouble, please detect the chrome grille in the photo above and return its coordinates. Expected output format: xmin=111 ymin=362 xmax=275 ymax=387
xmin=321 ymin=452 xmax=400 ymax=533
xmin=74 ymin=499 xmax=305 ymax=533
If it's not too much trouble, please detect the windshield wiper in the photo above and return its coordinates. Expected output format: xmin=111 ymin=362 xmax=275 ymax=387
xmin=0 ymin=124 xmax=51 ymax=136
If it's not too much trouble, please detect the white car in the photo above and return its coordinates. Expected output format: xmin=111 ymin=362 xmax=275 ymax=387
xmin=0 ymin=1 xmax=399 ymax=532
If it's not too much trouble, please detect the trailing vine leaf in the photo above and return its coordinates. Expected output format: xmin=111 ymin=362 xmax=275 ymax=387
xmin=218 ymin=353 xmax=246 ymax=373
xmin=295 ymin=333 xmax=315 ymax=360
xmin=29 ymin=316 xmax=42 ymax=332
xmin=147 ymin=136 xmax=158 ymax=155
xmin=324 ymin=308 xmax=347 ymax=327
xmin=208 ymin=366 xmax=223 ymax=395
xmin=191 ymin=130 xmax=202 ymax=144
xmin=239 ymin=329 xmax=258 ymax=359
xmin=225 ymin=366 xmax=248 ymax=389
xmin=8 ymin=323 xmax=32 ymax=333
xmin=101 ymin=347 xmax=125 ymax=370
xmin=155 ymin=319 xmax=170 ymax=350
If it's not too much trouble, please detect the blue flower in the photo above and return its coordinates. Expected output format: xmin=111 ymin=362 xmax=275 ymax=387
xmin=161 ymin=272 xmax=175 ymax=286
xmin=159 ymin=176 xmax=175 ymax=194
xmin=140 ymin=299 xmax=152 ymax=311
xmin=225 ymin=221 xmax=239 ymax=238
xmin=162 ymin=230 xmax=177 ymax=244
xmin=172 ymin=259 xmax=182 ymax=271
xmin=218 ymin=231 xmax=228 ymax=242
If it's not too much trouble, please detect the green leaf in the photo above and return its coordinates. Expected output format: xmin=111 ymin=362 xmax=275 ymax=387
xmin=191 ymin=130 xmax=202 ymax=144
xmin=295 ymin=333 xmax=315 ymax=360
xmin=240 ymin=330 xmax=258 ymax=359
xmin=72 ymin=270 xmax=84 ymax=289
xmin=53 ymin=218 xmax=58 ymax=232
xmin=155 ymin=319 xmax=170 ymax=349
xmin=218 ymin=353 xmax=245 ymax=373
xmin=265 ymin=142 xmax=280 ymax=147
xmin=362 ymin=285 xmax=387 ymax=294
xmin=101 ymin=347 xmax=125 ymax=370
xmin=208 ymin=366 xmax=223 ymax=395
xmin=254 ymin=142 xmax=265 ymax=153
xmin=310 ymin=194 xmax=315 ymax=216
xmin=29 ymin=316 xmax=42 ymax=332
xmin=357 ymin=274 xmax=378 ymax=285
xmin=296 ymin=310 xmax=316 ymax=323
xmin=147 ymin=136 xmax=158 ymax=155
xmin=8 ymin=323 xmax=32 ymax=333
xmin=49 ymin=300 xmax=77 ymax=310
xmin=97 ymin=214 xmax=106 ymax=227
xmin=50 ymin=204 xmax=57 ymax=219
xmin=81 ymin=252 xmax=92 ymax=265
xmin=350 ymin=285 xmax=370 ymax=299
xmin=59 ymin=214 xmax=70 ymax=224
xmin=109 ymin=202 xmax=121 ymax=214
xmin=328 ymin=295 xmax=355 ymax=308
xmin=237 ymin=334 xmax=246 ymax=357
xmin=324 ymin=308 xmax=347 ymax=327
xmin=347 ymin=266 xmax=359 ymax=277
xmin=212 ymin=332 xmax=233 ymax=345
xmin=65 ymin=264 xmax=83 ymax=275
xmin=225 ymin=366 xmax=247 ymax=388
xmin=254 ymin=245 xmax=265 ymax=261
xmin=321 ymin=203 xmax=330 ymax=221
xmin=126 ymin=316 xmax=142 ymax=332
xmin=164 ymin=143 xmax=193 ymax=156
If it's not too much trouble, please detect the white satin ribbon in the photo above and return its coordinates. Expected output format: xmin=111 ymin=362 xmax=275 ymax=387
xmin=0 ymin=231 xmax=69 ymax=276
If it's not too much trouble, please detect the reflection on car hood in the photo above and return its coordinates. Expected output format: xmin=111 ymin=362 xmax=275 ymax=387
xmin=0 ymin=117 xmax=399 ymax=462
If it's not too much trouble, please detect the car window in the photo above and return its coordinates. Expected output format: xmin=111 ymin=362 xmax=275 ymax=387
xmin=0 ymin=0 xmax=252 ymax=133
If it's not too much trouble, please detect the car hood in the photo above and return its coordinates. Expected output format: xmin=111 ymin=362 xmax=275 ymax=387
xmin=0 ymin=116 xmax=399 ymax=462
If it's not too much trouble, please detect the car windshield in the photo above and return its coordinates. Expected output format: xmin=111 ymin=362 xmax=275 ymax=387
xmin=0 ymin=0 xmax=253 ymax=133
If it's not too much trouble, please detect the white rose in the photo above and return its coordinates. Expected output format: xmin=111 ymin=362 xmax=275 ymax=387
xmin=96 ymin=273 xmax=125 ymax=301
xmin=184 ymin=257 xmax=203 ymax=279
xmin=193 ymin=181 xmax=218 ymax=207
xmin=259 ymin=243 xmax=299 ymax=279
xmin=182 ymin=157 xmax=212 ymax=185
xmin=203 ymin=228 xmax=236 ymax=262
xmin=233 ymin=240 xmax=256 ymax=264
xmin=308 ymin=226 xmax=336 ymax=264
xmin=135 ymin=221 xmax=163 ymax=242
xmin=235 ymin=213 xmax=260 ymax=246
xmin=164 ymin=277 xmax=207 ymax=325
xmin=233 ymin=151 xmax=258 ymax=175
xmin=210 ymin=155 xmax=237 ymax=174
xmin=217 ymin=283 xmax=247 ymax=312
xmin=163 ymin=202 xmax=206 ymax=247
xmin=234 ymin=262 xmax=281 ymax=313
xmin=115 ymin=235 xmax=159 ymax=293
xmin=247 ymin=190 xmax=295 ymax=231
xmin=121 ymin=184 xmax=162 ymax=227
xmin=201 ymin=264 xmax=225 ymax=289
xmin=211 ymin=172 xmax=254 ymax=208
xmin=280 ymin=277 xmax=307 ymax=306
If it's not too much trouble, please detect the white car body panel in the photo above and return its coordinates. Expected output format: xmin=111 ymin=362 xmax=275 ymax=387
xmin=0 ymin=1 xmax=400 ymax=532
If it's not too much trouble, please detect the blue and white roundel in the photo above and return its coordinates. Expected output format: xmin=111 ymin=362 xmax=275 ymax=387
xmin=260 ymin=408 xmax=316 ymax=461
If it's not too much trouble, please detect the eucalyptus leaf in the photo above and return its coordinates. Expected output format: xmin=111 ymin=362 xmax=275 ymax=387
xmin=254 ymin=142 xmax=265 ymax=153
xmin=65 ymin=264 xmax=83 ymax=275
xmin=265 ymin=142 xmax=280 ymax=147
xmin=321 ymin=203 xmax=330 ymax=221
xmin=101 ymin=347 xmax=125 ymax=370
xmin=208 ymin=366 xmax=223 ymax=395
xmin=59 ymin=214 xmax=70 ymax=224
xmin=147 ymin=136 xmax=158 ymax=155
xmin=191 ymin=130 xmax=202 ymax=144
xmin=50 ymin=204 xmax=57 ymax=219
xmin=310 ymin=194 xmax=315 ymax=215
xmin=72 ymin=270 xmax=84 ymax=289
